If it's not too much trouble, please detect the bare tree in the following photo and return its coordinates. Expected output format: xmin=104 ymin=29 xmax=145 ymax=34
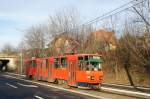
xmin=23 ymin=24 xmax=46 ymax=57
xmin=46 ymin=8 xmax=79 ymax=40
xmin=1 ymin=43 xmax=17 ymax=55
xmin=24 ymin=25 xmax=46 ymax=49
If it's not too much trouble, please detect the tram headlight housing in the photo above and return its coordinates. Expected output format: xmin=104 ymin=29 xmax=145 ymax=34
xmin=90 ymin=76 xmax=94 ymax=80
xmin=99 ymin=76 xmax=103 ymax=80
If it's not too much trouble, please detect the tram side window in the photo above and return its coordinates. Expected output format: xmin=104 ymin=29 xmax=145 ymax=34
xmin=78 ymin=56 xmax=83 ymax=60
xmin=84 ymin=56 xmax=88 ymax=61
xmin=85 ymin=62 xmax=90 ymax=71
xmin=78 ymin=61 xmax=83 ymax=70
xmin=60 ymin=57 xmax=67 ymax=68
xmin=78 ymin=56 xmax=83 ymax=70
xmin=32 ymin=60 xmax=36 ymax=67
xmin=78 ymin=57 xmax=82 ymax=70
xmin=78 ymin=61 xmax=89 ymax=71
xmin=89 ymin=56 xmax=93 ymax=59
xmin=78 ymin=56 xmax=90 ymax=71
xmin=43 ymin=60 xmax=46 ymax=68
xmin=54 ymin=58 xmax=59 ymax=68
xmin=40 ymin=63 xmax=42 ymax=68
xmin=46 ymin=59 xmax=49 ymax=69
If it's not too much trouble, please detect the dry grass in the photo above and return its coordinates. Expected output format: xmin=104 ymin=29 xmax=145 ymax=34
xmin=102 ymin=64 xmax=150 ymax=87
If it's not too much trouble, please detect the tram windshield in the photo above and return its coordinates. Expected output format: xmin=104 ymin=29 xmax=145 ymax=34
xmin=78 ymin=55 xmax=102 ymax=71
xmin=86 ymin=59 xmax=101 ymax=71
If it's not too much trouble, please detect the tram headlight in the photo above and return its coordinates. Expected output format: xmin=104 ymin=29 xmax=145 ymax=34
xmin=90 ymin=76 xmax=94 ymax=80
xmin=99 ymin=76 xmax=103 ymax=80
xmin=87 ymin=76 xmax=94 ymax=80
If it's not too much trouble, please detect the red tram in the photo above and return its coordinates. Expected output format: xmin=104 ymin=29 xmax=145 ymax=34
xmin=25 ymin=54 xmax=103 ymax=88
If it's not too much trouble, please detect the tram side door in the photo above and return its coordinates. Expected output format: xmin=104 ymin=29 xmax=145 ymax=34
xmin=36 ymin=60 xmax=40 ymax=80
xmin=68 ymin=56 xmax=77 ymax=86
xmin=47 ymin=57 xmax=54 ymax=82
xmin=48 ymin=60 xmax=54 ymax=82
xmin=42 ymin=59 xmax=46 ymax=80
xmin=36 ymin=59 xmax=42 ymax=80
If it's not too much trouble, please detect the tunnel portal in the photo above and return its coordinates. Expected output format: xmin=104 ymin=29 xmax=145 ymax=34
xmin=0 ymin=54 xmax=18 ymax=71
xmin=0 ymin=59 xmax=10 ymax=71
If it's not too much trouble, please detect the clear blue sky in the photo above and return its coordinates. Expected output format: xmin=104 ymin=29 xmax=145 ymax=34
xmin=0 ymin=0 xmax=130 ymax=50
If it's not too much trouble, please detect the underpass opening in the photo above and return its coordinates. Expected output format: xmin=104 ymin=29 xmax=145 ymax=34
xmin=0 ymin=59 xmax=10 ymax=71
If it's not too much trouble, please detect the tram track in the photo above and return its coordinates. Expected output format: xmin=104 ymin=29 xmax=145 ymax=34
xmin=102 ymin=83 xmax=150 ymax=93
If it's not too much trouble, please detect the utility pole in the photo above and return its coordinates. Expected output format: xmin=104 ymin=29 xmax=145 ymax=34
xmin=20 ymin=41 xmax=23 ymax=75
xmin=20 ymin=49 xmax=23 ymax=75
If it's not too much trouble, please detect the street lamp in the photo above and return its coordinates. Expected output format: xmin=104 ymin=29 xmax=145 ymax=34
xmin=20 ymin=50 xmax=23 ymax=75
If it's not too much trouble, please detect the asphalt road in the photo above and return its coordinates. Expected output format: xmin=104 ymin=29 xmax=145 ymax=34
xmin=0 ymin=72 xmax=143 ymax=99
xmin=0 ymin=73 xmax=96 ymax=99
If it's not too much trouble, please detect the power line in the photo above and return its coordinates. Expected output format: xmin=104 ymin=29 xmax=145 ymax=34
xmin=52 ymin=0 xmax=149 ymax=35
xmin=81 ymin=0 xmax=137 ymax=25
xmin=80 ymin=0 xmax=148 ymax=26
